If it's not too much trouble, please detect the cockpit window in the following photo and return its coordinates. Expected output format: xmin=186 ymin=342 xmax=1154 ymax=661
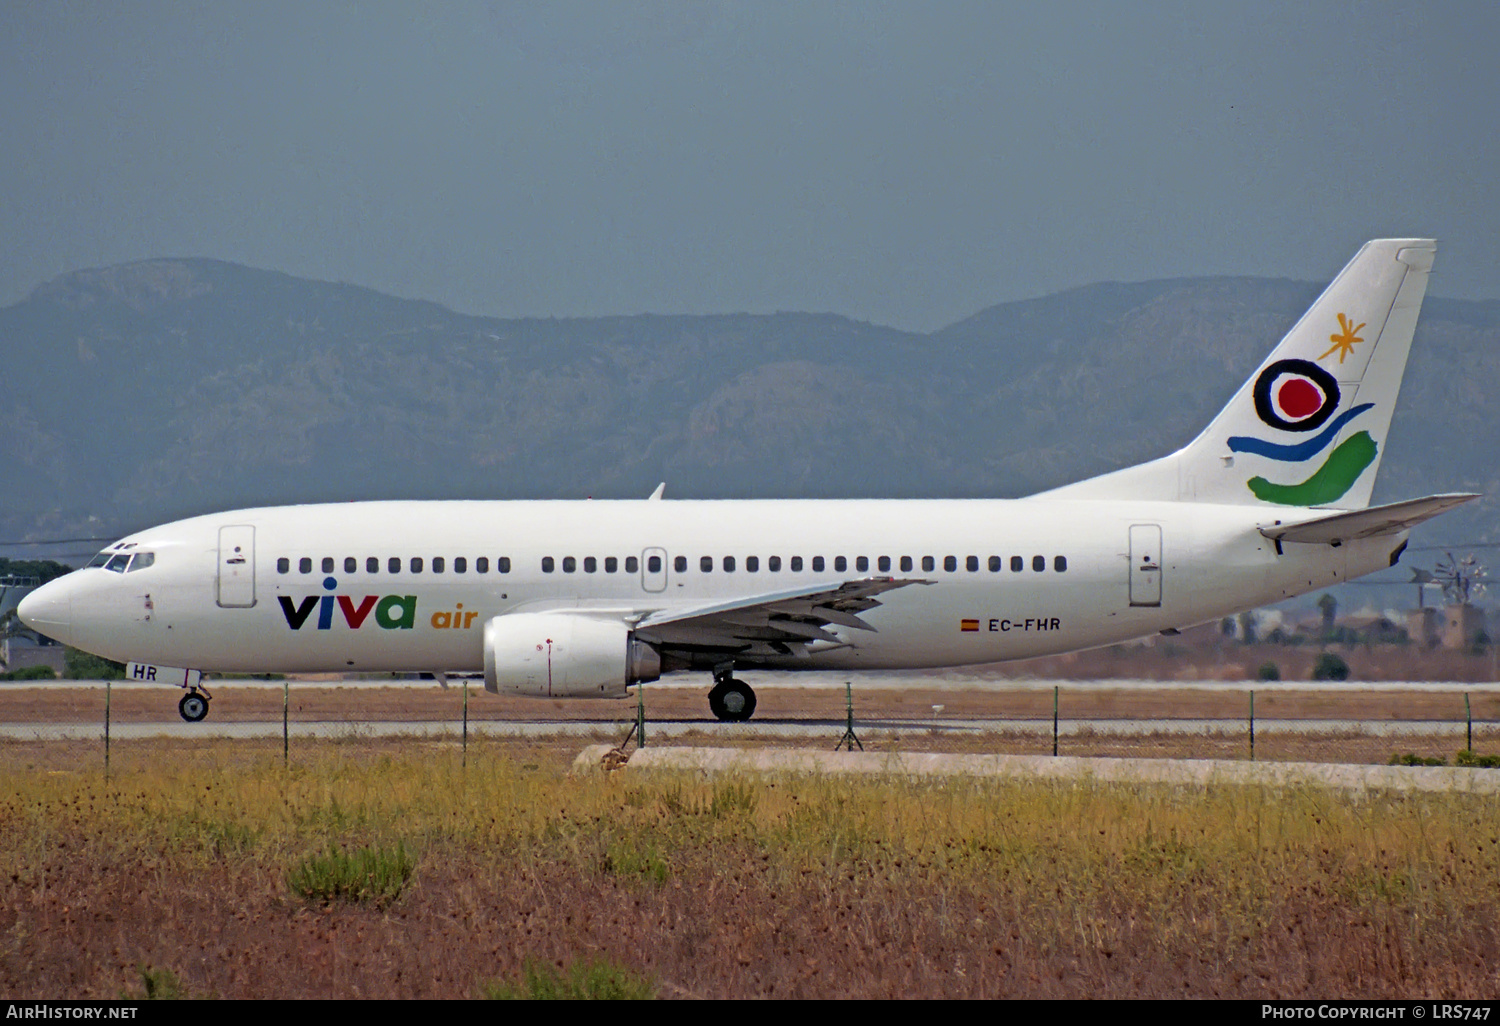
xmin=104 ymin=553 xmax=131 ymax=573
xmin=126 ymin=552 xmax=155 ymax=572
xmin=88 ymin=551 xmax=111 ymax=568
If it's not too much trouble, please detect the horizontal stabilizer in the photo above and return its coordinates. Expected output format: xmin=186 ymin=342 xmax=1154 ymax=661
xmin=1259 ymin=493 xmax=1479 ymax=545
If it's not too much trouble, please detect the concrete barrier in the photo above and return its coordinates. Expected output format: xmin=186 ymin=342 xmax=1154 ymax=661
xmin=573 ymin=744 xmax=1500 ymax=793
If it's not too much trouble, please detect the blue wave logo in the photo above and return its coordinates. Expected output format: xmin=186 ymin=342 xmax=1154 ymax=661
xmin=1228 ymin=402 xmax=1374 ymax=462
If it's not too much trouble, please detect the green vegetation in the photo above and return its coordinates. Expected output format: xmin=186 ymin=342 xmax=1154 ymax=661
xmin=287 ymin=842 xmax=415 ymax=906
xmin=1388 ymin=752 xmax=1445 ymax=767
xmin=131 ymin=966 xmax=184 ymax=1000
xmin=1256 ymin=661 xmax=1280 ymax=682
xmin=0 ymin=558 xmax=73 ymax=585
xmin=64 ymin=647 xmax=127 ymax=679
xmin=1456 ymin=750 xmax=1500 ymax=769
xmin=1311 ymin=651 xmax=1351 ymax=681
xmin=481 ymin=957 xmax=657 ymax=1000
xmin=0 ymin=665 xmax=56 ymax=681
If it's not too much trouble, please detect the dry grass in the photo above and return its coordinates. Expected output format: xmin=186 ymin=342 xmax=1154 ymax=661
xmin=1 ymin=738 xmax=1498 ymax=998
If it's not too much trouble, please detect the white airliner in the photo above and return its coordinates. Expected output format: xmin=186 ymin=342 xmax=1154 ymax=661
xmin=19 ymin=239 xmax=1477 ymax=723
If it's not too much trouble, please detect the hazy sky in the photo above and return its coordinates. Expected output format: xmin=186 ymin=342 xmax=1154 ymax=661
xmin=3 ymin=1 xmax=1496 ymax=331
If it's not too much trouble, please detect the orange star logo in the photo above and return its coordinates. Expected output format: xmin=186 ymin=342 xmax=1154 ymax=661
xmin=1319 ymin=312 xmax=1366 ymax=363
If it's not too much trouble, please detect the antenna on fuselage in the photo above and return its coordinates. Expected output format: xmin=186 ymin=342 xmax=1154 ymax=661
xmin=647 ymin=482 xmax=666 ymax=501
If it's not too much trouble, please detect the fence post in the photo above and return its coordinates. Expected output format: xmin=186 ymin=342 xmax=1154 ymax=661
xmin=463 ymin=680 xmax=469 ymax=766
xmin=1249 ymin=689 xmax=1255 ymax=762
xmin=836 ymin=680 xmax=862 ymax=751
xmin=1052 ymin=685 xmax=1059 ymax=757
xmin=104 ymin=679 xmax=111 ymax=779
xmin=1465 ymin=692 xmax=1473 ymax=753
xmin=282 ymin=679 xmax=289 ymax=767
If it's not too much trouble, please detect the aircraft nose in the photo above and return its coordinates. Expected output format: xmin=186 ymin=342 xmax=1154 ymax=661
xmin=16 ymin=580 xmax=72 ymax=646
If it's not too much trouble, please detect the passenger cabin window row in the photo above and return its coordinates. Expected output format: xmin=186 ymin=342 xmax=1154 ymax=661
xmin=537 ymin=554 xmax=1068 ymax=573
xmin=276 ymin=555 xmax=515 ymax=575
xmin=276 ymin=552 xmax=1069 ymax=576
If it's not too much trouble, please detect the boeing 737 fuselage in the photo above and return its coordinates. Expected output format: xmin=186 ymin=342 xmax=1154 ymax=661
xmin=18 ymin=240 xmax=1477 ymax=722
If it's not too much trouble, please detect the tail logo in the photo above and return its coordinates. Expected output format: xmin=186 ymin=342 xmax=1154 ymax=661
xmin=1318 ymin=312 xmax=1366 ymax=363
xmin=1231 ymin=354 xmax=1377 ymax=505
xmin=1251 ymin=359 xmax=1340 ymax=432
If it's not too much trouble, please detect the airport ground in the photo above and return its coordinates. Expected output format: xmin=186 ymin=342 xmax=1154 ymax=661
xmin=3 ymin=640 xmax=1498 ymax=999
xmin=2 ymin=733 xmax=1498 ymax=999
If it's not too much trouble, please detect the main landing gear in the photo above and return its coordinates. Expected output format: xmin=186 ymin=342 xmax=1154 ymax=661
xmin=178 ymin=686 xmax=211 ymax=723
xmin=708 ymin=670 xmax=757 ymax=722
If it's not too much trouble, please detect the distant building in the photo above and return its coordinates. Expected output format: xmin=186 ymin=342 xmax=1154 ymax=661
xmin=1442 ymin=604 xmax=1487 ymax=649
xmin=1 ymin=636 xmax=65 ymax=675
xmin=1408 ymin=607 xmax=1442 ymax=648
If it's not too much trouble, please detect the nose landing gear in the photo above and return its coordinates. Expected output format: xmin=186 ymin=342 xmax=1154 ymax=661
xmin=178 ymin=686 xmax=211 ymax=723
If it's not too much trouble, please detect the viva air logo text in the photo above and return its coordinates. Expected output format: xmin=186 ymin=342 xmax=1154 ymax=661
xmin=277 ymin=577 xmax=479 ymax=631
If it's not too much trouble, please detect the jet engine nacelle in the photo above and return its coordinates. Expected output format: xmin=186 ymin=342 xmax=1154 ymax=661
xmin=483 ymin=613 xmax=660 ymax=698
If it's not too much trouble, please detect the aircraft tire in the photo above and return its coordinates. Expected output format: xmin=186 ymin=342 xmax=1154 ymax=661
xmin=708 ymin=678 xmax=757 ymax=722
xmin=178 ymin=691 xmax=209 ymax=723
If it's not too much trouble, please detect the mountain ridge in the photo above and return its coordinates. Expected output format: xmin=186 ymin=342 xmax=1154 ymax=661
xmin=2 ymin=258 xmax=1495 ymax=554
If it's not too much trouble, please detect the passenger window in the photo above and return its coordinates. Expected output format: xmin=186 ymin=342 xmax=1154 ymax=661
xmin=900 ymin=556 xmax=913 ymax=572
xmin=127 ymin=552 xmax=154 ymax=572
xmin=411 ymin=557 xmax=423 ymax=573
xmin=1055 ymin=555 xmax=1068 ymax=572
xmin=746 ymin=555 xmax=759 ymax=572
xmin=300 ymin=558 xmax=313 ymax=574
xmin=322 ymin=557 xmax=334 ymax=574
xmin=278 ymin=557 xmax=290 ymax=574
xmin=584 ymin=557 xmax=597 ymax=573
xmin=988 ymin=556 xmax=1001 ymax=572
xmin=812 ymin=556 xmax=824 ymax=572
xmin=966 ymin=556 xmax=978 ymax=572
xmin=563 ymin=556 xmax=576 ymax=573
xmin=790 ymin=556 xmax=803 ymax=572
xmin=433 ymin=557 xmax=445 ymax=573
xmin=542 ymin=557 xmax=555 ymax=573
xmin=389 ymin=557 xmax=401 ymax=574
xmin=605 ymin=557 xmax=617 ymax=573
xmin=629 ymin=556 xmax=642 ymax=574
xmin=942 ymin=556 xmax=955 ymax=572
xmin=105 ymin=553 xmax=130 ymax=573
xmin=367 ymin=557 xmax=379 ymax=573
xmin=700 ymin=556 xmax=713 ymax=572
xmin=878 ymin=556 xmax=890 ymax=572
xmin=922 ymin=556 xmax=935 ymax=572
xmin=498 ymin=557 xmax=511 ymax=573
xmin=1032 ymin=555 xmax=1045 ymax=572
xmin=342 ymin=557 xmax=354 ymax=573
xmin=857 ymin=556 xmax=869 ymax=572
xmin=1011 ymin=556 xmax=1023 ymax=572
xmin=723 ymin=556 xmax=735 ymax=572
xmin=647 ymin=556 xmax=660 ymax=573
xmin=769 ymin=556 xmax=782 ymax=572
xmin=455 ymin=557 xmax=467 ymax=573
xmin=674 ymin=556 xmax=687 ymax=573
xmin=834 ymin=556 xmax=846 ymax=572
xmin=476 ymin=557 xmax=490 ymax=573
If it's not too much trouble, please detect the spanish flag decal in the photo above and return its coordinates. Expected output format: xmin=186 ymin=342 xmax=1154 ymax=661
xmin=960 ymin=619 xmax=979 ymax=632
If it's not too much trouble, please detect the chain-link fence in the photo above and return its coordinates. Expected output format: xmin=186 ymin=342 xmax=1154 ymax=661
xmin=1 ymin=678 xmax=1496 ymax=770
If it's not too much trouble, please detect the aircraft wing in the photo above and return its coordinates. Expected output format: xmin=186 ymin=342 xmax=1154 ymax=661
xmin=1259 ymin=493 xmax=1480 ymax=545
xmin=634 ymin=577 xmax=933 ymax=657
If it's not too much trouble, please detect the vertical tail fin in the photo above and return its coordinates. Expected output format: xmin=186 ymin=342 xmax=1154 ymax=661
xmin=1042 ymin=238 xmax=1435 ymax=509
